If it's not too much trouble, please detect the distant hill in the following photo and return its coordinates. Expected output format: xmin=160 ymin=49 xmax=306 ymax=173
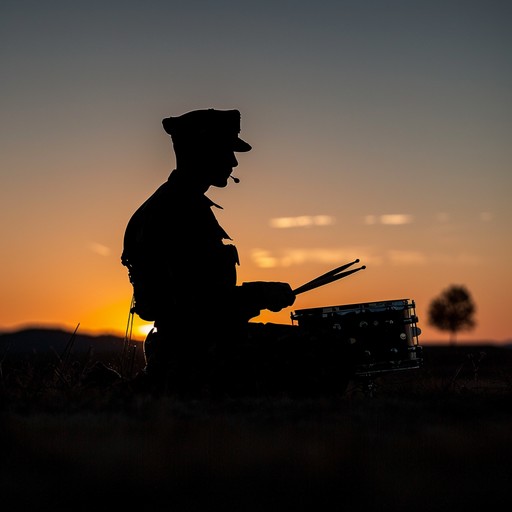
xmin=1 ymin=327 xmax=510 ymax=367
xmin=0 ymin=327 xmax=132 ymax=358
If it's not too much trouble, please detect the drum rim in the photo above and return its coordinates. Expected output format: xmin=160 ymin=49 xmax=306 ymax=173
xmin=291 ymin=298 xmax=415 ymax=316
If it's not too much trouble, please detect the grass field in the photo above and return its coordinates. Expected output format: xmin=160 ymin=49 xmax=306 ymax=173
xmin=1 ymin=342 xmax=511 ymax=511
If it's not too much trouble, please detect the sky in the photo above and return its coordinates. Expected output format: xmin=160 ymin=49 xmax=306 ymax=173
xmin=1 ymin=0 xmax=511 ymax=344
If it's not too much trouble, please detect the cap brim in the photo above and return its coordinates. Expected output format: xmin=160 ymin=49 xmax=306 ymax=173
xmin=234 ymin=137 xmax=252 ymax=152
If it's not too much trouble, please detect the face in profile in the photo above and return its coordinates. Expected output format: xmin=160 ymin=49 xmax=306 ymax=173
xmin=182 ymin=139 xmax=238 ymax=187
xmin=207 ymin=144 xmax=239 ymax=187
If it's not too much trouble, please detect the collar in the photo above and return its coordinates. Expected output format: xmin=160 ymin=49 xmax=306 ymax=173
xmin=167 ymin=169 xmax=224 ymax=209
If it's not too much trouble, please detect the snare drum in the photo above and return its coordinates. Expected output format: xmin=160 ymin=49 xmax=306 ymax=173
xmin=291 ymin=299 xmax=423 ymax=377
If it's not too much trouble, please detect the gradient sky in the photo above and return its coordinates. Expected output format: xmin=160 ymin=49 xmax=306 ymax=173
xmin=1 ymin=0 xmax=511 ymax=343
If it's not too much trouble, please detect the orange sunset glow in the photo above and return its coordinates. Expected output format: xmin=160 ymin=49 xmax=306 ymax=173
xmin=1 ymin=1 xmax=511 ymax=345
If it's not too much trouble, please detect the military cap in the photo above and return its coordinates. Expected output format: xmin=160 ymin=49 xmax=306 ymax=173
xmin=162 ymin=108 xmax=252 ymax=152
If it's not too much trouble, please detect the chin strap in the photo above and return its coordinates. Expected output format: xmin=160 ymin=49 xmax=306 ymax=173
xmin=120 ymin=294 xmax=136 ymax=379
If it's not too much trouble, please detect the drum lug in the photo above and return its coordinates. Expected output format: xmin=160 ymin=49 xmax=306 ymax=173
xmin=356 ymin=376 xmax=377 ymax=398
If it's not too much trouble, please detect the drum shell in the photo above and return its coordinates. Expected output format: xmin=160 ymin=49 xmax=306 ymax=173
xmin=291 ymin=299 xmax=422 ymax=376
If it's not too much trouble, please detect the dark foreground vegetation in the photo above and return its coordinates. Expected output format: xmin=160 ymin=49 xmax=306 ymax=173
xmin=1 ymin=332 xmax=511 ymax=511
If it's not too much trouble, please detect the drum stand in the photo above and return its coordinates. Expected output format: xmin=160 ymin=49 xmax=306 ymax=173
xmin=354 ymin=375 xmax=378 ymax=398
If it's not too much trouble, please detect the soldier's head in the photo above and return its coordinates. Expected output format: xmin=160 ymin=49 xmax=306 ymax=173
xmin=162 ymin=109 xmax=251 ymax=185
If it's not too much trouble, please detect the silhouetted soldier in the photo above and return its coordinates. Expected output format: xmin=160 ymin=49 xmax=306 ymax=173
xmin=122 ymin=109 xmax=298 ymax=395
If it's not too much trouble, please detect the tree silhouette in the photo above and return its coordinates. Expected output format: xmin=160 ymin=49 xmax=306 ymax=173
xmin=427 ymin=285 xmax=476 ymax=345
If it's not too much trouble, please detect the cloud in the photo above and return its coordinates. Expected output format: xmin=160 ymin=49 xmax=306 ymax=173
xmin=89 ymin=242 xmax=111 ymax=257
xmin=270 ymin=215 xmax=335 ymax=228
xmin=250 ymin=249 xmax=279 ymax=269
xmin=270 ymin=213 xmax=422 ymax=228
xmin=479 ymin=211 xmax=493 ymax=222
xmin=251 ymin=247 xmax=481 ymax=269
xmin=435 ymin=212 xmax=450 ymax=223
xmin=430 ymin=252 xmax=481 ymax=266
xmin=251 ymin=247 xmax=381 ymax=268
xmin=387 ymin=250 xmax=427 ymax=265
xmin=364 ymin=214 xmax=414 ymax=225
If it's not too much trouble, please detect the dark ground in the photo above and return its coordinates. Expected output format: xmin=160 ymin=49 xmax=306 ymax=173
xmin=1 ymin=341 xmax=511 ymax=511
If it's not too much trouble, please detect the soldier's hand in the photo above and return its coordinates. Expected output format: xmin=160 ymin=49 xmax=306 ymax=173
xmin=241 ymin=281 xmax=296 ymax=312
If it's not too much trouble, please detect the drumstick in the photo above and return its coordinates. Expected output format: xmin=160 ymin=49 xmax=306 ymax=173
xmin=293 ymin=266 xmax=366 ymax=295
xmin=293 ymin=259 xmax=360 ymax=293
xmin=301 ymin=258 xmax=360 ymax=286
xmin=293 ymin=260 xmax=366 ymax=295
